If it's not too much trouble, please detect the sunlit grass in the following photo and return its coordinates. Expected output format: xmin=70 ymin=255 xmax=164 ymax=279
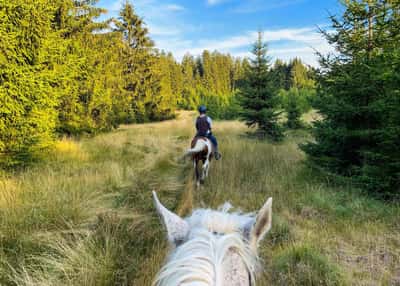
xmin=1 ymin=111 xmax=399 ymax=285
xmin=53 ymin=138 xmax=88 ymax=162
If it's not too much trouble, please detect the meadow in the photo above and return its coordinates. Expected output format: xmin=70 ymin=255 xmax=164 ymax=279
xmin=0 ymin=111 xmax=399 ymax=286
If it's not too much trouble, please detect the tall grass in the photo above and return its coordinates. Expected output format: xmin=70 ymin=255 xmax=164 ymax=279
xmin=1 ymin=111 xmax=399 ymax=285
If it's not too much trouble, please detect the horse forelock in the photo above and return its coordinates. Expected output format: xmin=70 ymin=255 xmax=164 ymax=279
xmin=154 ymin=206 xmax=260 ymax=286
xmin=187 ymin=206 xmax=255 ymax=235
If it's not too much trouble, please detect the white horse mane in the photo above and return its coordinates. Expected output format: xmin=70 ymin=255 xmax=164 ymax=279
xmin=153 ymin=204 xmax=261 ymax=286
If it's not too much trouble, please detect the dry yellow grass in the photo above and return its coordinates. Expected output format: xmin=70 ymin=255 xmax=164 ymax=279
xmin=1 ymin=111 xmax=399 ymax=285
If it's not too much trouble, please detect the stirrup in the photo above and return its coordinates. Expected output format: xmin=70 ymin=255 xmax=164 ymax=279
xmin=214 ymin=152 xmax=221 ymax=160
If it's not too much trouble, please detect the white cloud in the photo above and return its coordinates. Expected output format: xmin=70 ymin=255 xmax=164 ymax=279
xmin=100 ymin=1 xmax=333 ymax=67
xmin=153 ymin=27 xmax=334 ymax=67
xmin=190 ymin=27 xmax=324 ymax=51
xmin=164 ymin=4 xmax=185 ymax=11
xmin=150 ymin=25 xmax=182 ymax=36
xmin=102 ymin=0 xmax=189 ymax=40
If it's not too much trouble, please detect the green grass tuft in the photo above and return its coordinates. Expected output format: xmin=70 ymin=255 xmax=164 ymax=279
xmin=267 ymin=215 xmax=295 ymax=247
xmin=272 ymin=245 xmax=347 ymax=286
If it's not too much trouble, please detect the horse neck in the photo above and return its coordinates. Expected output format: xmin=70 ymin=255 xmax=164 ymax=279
xmin=154 ymin=229 xmax=259 ymax=286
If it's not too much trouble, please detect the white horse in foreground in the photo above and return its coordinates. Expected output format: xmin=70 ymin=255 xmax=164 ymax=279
xmin=152 ymin=191 xmax=273 ymax=286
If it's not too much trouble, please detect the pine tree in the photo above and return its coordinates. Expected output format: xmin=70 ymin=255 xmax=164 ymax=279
xmin=152 ymin=51 xmax=179 ymax=120
xmin=290 ymin=58 xmax=315 ymax=89
xmin=180 ymin=54 xmax=197 ymax=108
xmin=114 ymin=1 xmax=159 ymax=122
xmin=201 ymin=50 xmax=214 ymax=92
xmin=0 ymin=0 xmax=59 ymax=166
xmin=302 ymin=0 xmax=400 ymax=198
xmin=231 ymin=58 xmax=244 ymax=90
xmin=239 ymin=31 xmax=283 ymax=141
xmin=53 ymin=0 xmax=111 ymax=134
xmin=285 ymin=89 xmax=302 ymax=129
xmin=168 ymin=53 xmax=183 ymax=101
xmin=270 ymin=59 xmax=291 ymax=91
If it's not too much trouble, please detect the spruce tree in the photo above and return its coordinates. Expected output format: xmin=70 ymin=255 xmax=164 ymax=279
xmin=302 ymin=0 xmax=400 ymax=198
xmin=270 ymin=60 xmax=291 ymax=91
xmin=290 ymin=58 xmax=315 ymax=89
xmin=285 ymin=89 xmax=302 ymax=129
xmin=239 ymin=31 xmax=283 ymax=141
xmin=115 ymin=1 xmax=159 ymax=122
xmin=0 ymin=0 xmax=59 ymax=166
xmin=53 ymin=0 xmax=111 ymax=134
xmin=180 ymin=54 xmax=197 ymax=108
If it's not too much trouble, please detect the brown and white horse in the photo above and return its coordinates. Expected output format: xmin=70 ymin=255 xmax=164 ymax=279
xmin=185 ymin=137 xmax=214 ymax=187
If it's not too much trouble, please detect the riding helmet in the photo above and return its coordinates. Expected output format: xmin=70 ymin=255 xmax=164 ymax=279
xmin=198 ymin=105 xmax=207 ymax=113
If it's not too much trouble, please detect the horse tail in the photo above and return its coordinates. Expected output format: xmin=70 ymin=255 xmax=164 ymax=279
xmin=185 ymin=139 xmax=207 ymax=156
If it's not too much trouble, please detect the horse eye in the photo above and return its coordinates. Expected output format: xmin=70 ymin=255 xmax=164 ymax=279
xmin=212 ymin=231 xmax=225 ymax=236
xmin=174 ymin=238 xmax=186 ymax=246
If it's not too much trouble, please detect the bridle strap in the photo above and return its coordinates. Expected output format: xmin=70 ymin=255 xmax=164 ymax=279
xmin=248 ymin=272 xmax=253 ymax=286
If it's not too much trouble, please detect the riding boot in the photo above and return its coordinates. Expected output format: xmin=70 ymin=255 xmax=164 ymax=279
xmin=214 ymin=148 xmax=221 ymax=160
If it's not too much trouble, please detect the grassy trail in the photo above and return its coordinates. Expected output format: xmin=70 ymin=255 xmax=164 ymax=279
xmin=1 ymin=112 xmax=399 ymax=285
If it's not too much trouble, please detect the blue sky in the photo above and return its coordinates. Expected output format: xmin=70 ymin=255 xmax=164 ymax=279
xmin=97 ymin=0 xmax=342 ymax=66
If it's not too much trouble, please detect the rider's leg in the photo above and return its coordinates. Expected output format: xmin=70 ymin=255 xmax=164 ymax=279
xmin=208 ymin=134 xmax=221 ymax=160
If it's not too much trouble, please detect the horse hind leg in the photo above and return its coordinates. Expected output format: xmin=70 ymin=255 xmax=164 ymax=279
xmin=194 ymin=160 xmax=201 ymax=188
xmin=203 ymin=143 xmax=212 ymax=179
xmin=202 ymin=159 xmax=209 ymax=181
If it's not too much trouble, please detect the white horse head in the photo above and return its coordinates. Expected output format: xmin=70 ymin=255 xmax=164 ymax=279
xmin=153 ymin=191 xmax=273 ymax=286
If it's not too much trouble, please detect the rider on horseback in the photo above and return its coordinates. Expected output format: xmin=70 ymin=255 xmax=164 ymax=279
xmin=195 ymin=105 xmax=221 ymax=160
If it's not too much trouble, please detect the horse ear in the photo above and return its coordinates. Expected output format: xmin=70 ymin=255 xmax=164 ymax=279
xmin=247 ymin=197 xmax=272 ymax=251
xmin=152 ymin=191 xmax=190 ymax=246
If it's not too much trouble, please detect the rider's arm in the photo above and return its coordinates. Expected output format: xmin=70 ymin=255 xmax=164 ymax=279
xmin=207 ymin=117 xmax=213 ymax=131
xmin=195 ymin=117 xmax=199 ymax=131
